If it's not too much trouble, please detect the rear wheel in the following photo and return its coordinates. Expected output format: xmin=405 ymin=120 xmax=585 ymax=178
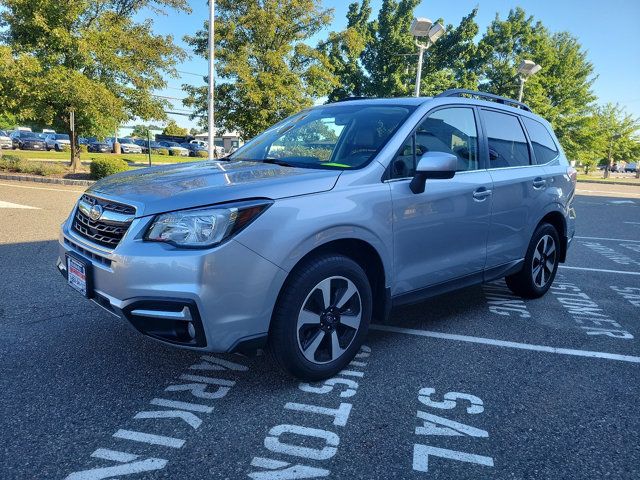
xmin=269 ymin=254 xmax=372 ymax=381
xmin=506 ymin=223 xmax=560 ymax=298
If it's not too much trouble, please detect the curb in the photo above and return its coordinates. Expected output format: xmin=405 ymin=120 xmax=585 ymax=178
xmin=0 ymin=173 xmax=95 ymax=187
xmin=577 ymin=179 xmax=640 ymax=187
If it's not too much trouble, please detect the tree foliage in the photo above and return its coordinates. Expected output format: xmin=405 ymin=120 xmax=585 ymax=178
xmin=162 ymin=119 xmax=188 ymax=136
xmin=131 ymin=124 xmax=162 ymax=138
xmin=183 ymin=0 xmax=337 ymax=139
xmin=0 ymin=0 xmax=189 ymax=168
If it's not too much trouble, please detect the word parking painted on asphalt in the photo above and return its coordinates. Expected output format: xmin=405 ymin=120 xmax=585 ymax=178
xmin=580 ymin=241 xmax=640 ymax=269
xmin=551 ymin=282 xmax=633 ymax=339
xmin=412 ymin=387 xmax=494 ymax=473
xmin=65 ymin=355 xmax=249 ymax=479
xmin=482 ymin=280 xmax=531 ymax=318
xmin=248 ymin=345 xmax=371 ymax=479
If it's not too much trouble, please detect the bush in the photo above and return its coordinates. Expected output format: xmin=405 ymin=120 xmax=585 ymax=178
xmin=0 ymin=157 xmax=65 ymax=176
xmin=90 ymin=157 xmax=129 ymax=180
xmin=157 ymin=148 xmax=169 ymax=156
xmin=196 ymin=150 xmax=208 ymax=158
xmin=79 ymin=144 xmax=89 ymax=153
xmin=0 ymin=154 xmax=22 ymax=171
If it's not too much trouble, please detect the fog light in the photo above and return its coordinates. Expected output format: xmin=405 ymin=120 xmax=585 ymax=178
xmin=187 ymin=322 xmax=196 ymax=339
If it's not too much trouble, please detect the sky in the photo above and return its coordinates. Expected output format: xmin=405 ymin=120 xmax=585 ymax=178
xmin=141 ymin=0 xmax=640 ymax=133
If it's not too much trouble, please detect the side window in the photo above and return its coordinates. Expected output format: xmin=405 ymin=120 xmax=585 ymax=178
xmin=522 ymin=117 xmax=559 ymax=164
xmin=390 ymin=107 xmax=479 ymax=179
xmin=482 ymin=110 xmax=531 ymax=168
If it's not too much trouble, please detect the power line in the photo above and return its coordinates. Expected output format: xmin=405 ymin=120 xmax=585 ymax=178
xmin=176 ymin=69 xmax=205 ymax=78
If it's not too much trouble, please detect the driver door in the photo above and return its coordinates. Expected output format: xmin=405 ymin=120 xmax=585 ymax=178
xmin=388 ymin=106 xmax=493 ymax=296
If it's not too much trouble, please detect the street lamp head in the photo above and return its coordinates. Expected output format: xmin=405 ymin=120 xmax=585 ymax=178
xmin=427 ymin=23 xmax=446 ymax=43
xmin=410 ymin=17 xmax=433 ymax=37
xmin=518 ymin=59 xmax=542 ymax=77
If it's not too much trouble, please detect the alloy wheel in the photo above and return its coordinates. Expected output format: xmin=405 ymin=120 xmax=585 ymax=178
xmin=532 ymin=234 xmax=557 ymax=288
xmin=296 ymin=276 xmax=362 ymax=365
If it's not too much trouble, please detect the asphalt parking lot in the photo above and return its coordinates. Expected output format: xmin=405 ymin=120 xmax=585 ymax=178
xmin=1 ymin=180 xmax=639 ymax=479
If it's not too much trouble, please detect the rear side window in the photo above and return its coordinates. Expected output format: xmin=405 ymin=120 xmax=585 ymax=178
xmin=522 ymin=117 xmax=559 ymax=164
xmin=482 ymin=110 xmax=530 ymax=168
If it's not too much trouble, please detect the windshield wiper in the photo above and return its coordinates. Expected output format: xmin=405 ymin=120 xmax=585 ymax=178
xmin=261 ymin=158 xmax=298 ymax=168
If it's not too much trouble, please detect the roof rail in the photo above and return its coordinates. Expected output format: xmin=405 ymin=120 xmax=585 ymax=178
xmin=436 ymin=89 xmax=532 ymax=112
xmin=330 ymin=96 xmax=372 ymax=103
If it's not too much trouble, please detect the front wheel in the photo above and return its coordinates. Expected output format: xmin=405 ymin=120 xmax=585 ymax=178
xmin=506 ymin=223 xmax=560 ymax=298
xmin=269 ymin=254 xmax=372 ymax=381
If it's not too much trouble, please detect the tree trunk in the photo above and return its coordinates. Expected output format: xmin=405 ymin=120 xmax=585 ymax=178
xmin=69 ymin=129 xmax=81 ymax=172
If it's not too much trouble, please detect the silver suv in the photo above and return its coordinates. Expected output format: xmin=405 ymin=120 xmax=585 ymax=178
xmin=58 ymin=90 xmax=576 ymax=380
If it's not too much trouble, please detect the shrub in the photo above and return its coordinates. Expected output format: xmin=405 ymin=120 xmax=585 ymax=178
xmin=0 ymin=157 xmax=65 ymax=176
xmin=79 ymin=144 xmax=89 ymax=153
xmin=196 ymin=150 xmax=209 ymax=158
xmin=0 ymin=154 xmax=22 ymax=171
xmin=157 ymin=148 xmax=169 ymax=156
xmin=90 ymin=157 xmax=129 ymax=180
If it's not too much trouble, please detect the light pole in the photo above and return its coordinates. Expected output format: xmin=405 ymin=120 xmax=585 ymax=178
xmin=410 ymin=18 xmax=445 ymax=97
xmin=517 ymin=60 xmax=541 ymax=102
xmin=207 ymin=0 xmax=215 ymax=160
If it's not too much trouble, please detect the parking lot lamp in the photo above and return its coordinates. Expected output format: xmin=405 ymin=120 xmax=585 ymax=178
xmin=517 ymin=60 xmax=542 ymax=102
xmin=410 ymin=18 xmax=445 ymax=97
xmin=207 ymin=0 xmax=215 ymax=160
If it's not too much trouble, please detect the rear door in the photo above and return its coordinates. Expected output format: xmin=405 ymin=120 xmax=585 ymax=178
xmin=482 ymin=108 xmax=549 ymax=269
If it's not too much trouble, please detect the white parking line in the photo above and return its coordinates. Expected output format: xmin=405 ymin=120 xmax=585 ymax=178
xmin=0 ymin=182 xmax=85 ymax=193
xmin=0 ymin=200 xmax=39 ymax=209
xmin=576 ymin=188 xmax=640 ymax=197
xmin=559 ymin=266 xmax=640 ymax=276
xmin=370 ymin=325 xmax=640 ymax=364
xmin=575 ymin=236 xmax=640 ymax=243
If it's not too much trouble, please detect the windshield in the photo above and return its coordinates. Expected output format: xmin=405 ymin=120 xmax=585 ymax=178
xmin=230 ymin=104 xmax=416 ymax=169
xmin=20 ymin=132 xmax=37 ymax=138
xmin=55 ymin=134 xmax=69 ymax=140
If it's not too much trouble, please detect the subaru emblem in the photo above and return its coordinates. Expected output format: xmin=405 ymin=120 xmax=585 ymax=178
xmin=88 ymin=204 xmax=103 ymax=222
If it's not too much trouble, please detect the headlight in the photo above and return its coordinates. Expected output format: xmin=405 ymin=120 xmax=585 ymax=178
xmin=144 ymin=200 xmax=272 ymax=248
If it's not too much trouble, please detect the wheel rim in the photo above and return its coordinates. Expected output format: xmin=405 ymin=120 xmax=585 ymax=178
xmin=296 ymin=276 xmax=362 ymax=365
xmin=532 ymin=234 xmax=557 ymax=288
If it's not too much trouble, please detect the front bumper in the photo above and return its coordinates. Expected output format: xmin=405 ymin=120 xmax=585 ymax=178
xmin=58 ymin=214 xmax=287 ymax=352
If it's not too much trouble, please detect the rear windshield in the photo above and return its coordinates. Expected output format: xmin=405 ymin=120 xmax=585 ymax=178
xmin=230 ymin=104 xmax=416 ymax=169
xmin=55 ymin=134 xmax=69 ymax=140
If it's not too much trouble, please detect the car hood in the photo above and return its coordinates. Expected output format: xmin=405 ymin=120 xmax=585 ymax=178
xmin=88 ymin=160 xmax=342 ymax=217
xmin=56 ymin=139 xmax=71 ymax=144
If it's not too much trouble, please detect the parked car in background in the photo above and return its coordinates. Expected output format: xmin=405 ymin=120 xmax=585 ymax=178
xmin=45 ymin=133 xmax=71 ymax=151
xmin=57 ymin=90 xmax=576 ymax=380
xmin=42 ymin=128 xmax=56 ymax=135
xmin=0 ymin=130 xmax=12 ymax=149
xmin=179 ymin=142 xmax=209 ymax=157
xmin=105 ymin=137 xmax=143 ymax=154
xmin=624 ymin=162 xmax=637 ymax=173
xmin=132 ymin=139 xmax=164 ymax=154
xmin=78 ymin=137 xmax=91 ymax=146
xmin=159 ymin=141 xmax=189 ymax=156
xmin=88 ymin=141 xmax=111 ymax=153
xmin=10 ymin=131 xmax=47 ymax=150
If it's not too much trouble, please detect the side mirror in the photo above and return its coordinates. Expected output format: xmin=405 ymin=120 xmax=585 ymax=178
xmin=409 ymin=151 xmax=457 ymax=194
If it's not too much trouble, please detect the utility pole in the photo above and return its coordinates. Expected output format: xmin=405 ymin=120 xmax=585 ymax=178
xmin=414 ymin=42 xmax=429 ymax=98
xmin=207 ymin=0 xmax=215 ymax=160
xmin=69 ymin=107 xmax=78 ymax=172
xmin=147 ymin=128 xmax=152 ymax=166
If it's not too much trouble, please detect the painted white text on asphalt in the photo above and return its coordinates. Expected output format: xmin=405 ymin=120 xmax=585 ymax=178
xmin=413 ymin=387 xmax=494 ymax=473
xmin=482 ymin=280 xmax=531 ymax=318
xmin=610 ymin=286 xmax=640 ymax=308
xmin=65 ymin=355 xmax=248 ymax=480
xmin=248 ymin=345 xmax=371 ymax=479
xmin=551 ymin=282 xmax=633 ymax=339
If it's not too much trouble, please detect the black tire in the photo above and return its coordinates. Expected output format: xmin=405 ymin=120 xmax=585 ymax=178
xmin=268 ymin=254 xmax=372 ymax=381
xmin=506 ymin=222 xmax=561 ymax=299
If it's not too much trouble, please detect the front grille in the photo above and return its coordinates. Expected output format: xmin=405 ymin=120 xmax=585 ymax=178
xmin=72 ymin=195 xmax=135 ymax=249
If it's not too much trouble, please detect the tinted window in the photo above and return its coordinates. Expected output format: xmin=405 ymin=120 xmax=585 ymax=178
xmin=522 ymin=117 xmax=559 ymax=164
xmin=391 ymin=107 xmax=479 ymax=179
xmin=482 ymin=110 xmax=530 ymax=168
xmin=55 ymin=134 xmax=70 ymax=140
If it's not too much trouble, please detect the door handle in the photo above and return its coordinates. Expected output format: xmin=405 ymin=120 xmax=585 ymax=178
xmin=473 ymin=187 xmax=493 ymax=201
xmin=533 ymin=177 xmax=547 ymax=189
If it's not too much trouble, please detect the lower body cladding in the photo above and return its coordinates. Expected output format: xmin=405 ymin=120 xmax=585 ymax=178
xmin=57 ymin=227 xmax=288 ymax=353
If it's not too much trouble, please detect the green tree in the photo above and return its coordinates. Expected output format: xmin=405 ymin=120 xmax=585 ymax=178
xmin=362 ymin=0 xmax=421 ymax=97
xmin=595 ymin=103 xmax=640 ymax=168
xmin=0 ymin=0 xmax=188 ymax=170
xmin=162 ymin=120 xmax=188 ymax=137
xmin=131 ymin=124 xmax=162 ymax=138
xmin=0 ymin=112 xmax=17 ymax=130
xmin=476 ymin=8 xmax=597 ymax=160
xmin=183 ymin=0 xmax=337 ymax=139
xmin=321 ymin=1 xmax=373 ymax=101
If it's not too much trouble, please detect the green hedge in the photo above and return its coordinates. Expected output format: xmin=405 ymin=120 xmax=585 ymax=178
xmin=196 ymin=150 xmax=208 ymax=158
xmin=90 ymin=157 xmax=129 ymax=180
xmin=0 ymin=155 xmax=66 ymax=176
xmin=79 ymin=144 xmax=89 ymax=153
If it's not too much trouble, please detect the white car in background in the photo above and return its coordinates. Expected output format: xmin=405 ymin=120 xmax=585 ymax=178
xmin=45 ymin=133 xmax=71 ymax=151
xmin=105 ymin=137 xmax=143 ymax=154
xmin=0 ymin=130 xmax=12 ymax=149
xmin=159 ymin=141 xmax=190 ymax=156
